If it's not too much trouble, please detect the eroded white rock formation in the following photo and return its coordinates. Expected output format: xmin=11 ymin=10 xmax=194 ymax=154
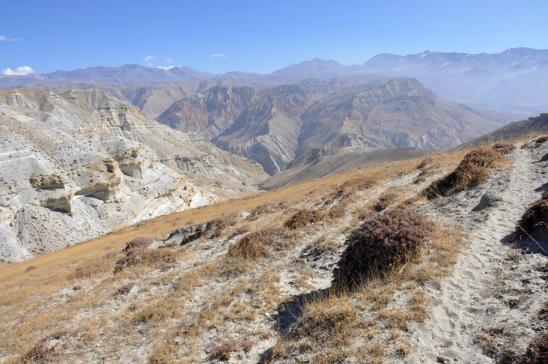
xmin=0 ymin=88 xmax=267 ymax=261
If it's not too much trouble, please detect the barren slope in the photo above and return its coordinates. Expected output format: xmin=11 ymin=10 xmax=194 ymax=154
xmin=0 ymin=135 xmax=545 ymax=363
xmin=0 ymin=88 xmax=267 ymax=261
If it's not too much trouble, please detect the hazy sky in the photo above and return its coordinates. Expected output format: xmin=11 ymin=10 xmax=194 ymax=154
xmin=1 ymin=0 xmax=547 ymax=75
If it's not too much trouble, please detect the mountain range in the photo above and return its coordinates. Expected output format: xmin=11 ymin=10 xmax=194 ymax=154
xmin=2 ymin=48 xmax=548 ymax=113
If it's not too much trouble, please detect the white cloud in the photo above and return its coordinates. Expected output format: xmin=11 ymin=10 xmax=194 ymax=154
xmin=157 ymin=66 xmax=175 ymax=70
xmin=2 ymin=66 xmax=34 ymax=76
xmin=0 ymin=35 xmax=18 ymax=43
xmin=143 ymin=55 xmax=155 ymax=66
xmin=209 ymin=53 xmax=227 ymax=60
xmin=165 ymin=57 xmax=173 ymax=64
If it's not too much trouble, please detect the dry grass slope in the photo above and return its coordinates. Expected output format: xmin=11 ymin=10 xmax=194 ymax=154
xmin=426 ymin=147 xmax=506 ymax=199
xmin=0 ymin=148 xmax=477 ymax=362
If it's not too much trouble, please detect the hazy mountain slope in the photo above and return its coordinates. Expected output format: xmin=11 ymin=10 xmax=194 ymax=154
xmin=361 ymin=48 xmax=548 ymax=113
xmin=260 ymin=147 xmax=428 ymax=189
xmin=0 ymin=88 xmax=267 ymax=261
xmin=268 ymin=58 xmax=361 ymax=82
xmin=158 ymin=85 xmax=259 ymax=139
xmin=119 ymin=84 xmax=190 ymax=119
xmin=157 ymin=79 xmax=516 ymax=174
xmin=463 ymin=113 xmax=548 ymax=146
xmin=298 ymin=79 xmax=511 ymax=152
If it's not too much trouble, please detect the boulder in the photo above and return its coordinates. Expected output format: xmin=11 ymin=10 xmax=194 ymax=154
xmin=473 ymin=191 xmax=502 ymax=211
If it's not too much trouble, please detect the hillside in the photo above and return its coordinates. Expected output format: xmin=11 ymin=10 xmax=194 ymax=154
xmin=0 ymin=134 xmax=545 ymax=363
xmin=463 ymin=113 xmax=548 ymax=146
xmin=158 ymin=79 xmax=516 ymax=174
xmin=0 ymin=88 xmax=267 ymax=261
xmin=260 ymin=147 xmax=429 ymax=190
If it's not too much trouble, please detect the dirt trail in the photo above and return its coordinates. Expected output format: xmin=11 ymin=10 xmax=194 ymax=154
xmin=407 ymin=145 xmax=547 ymax=363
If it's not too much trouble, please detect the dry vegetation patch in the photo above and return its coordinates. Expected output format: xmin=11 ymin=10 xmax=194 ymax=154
xmin=227 ymin=227 xmax=285 ymax=259
xmin=521 ymin=331 xmax=548 ymax=364
xmin=426 ymin=148 xmax=504 ymax=199
xmin=339 ymin=176 xmax=376 ymax=194
xmin=492 ymin=142 xmax=516 ymax=155
xmin=372 ymin=191 xmax=399 ymax=212
xmin=333 ymin=208 xmax=433 ymax=290
xmin=270 ymin=210 xmax=465 ymax=363
xmin=516 ymin=193 xmax=548 ymax=243
xmin=284 ymin=209 xmax=325 ymax=229
xmin=21 ymin=330 xmax=69 ymax=362
xmin=208 ymin=338 xmax=254 ymax=361
xmin=114 ymin=237 xmax=178 ymax=273
xmin=288 ymin=294 xmax=357 ymax=344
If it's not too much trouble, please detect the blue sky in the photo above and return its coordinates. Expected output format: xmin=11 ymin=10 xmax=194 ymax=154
xmin=1 ymin=0 xmax=547 ymax=75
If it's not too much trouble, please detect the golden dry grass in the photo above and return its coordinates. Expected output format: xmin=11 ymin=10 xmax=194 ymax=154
xmin=426 ymin=147 xmax=507 ymax=199
xmin=0 ymin=146 xmax=473 ymax=360
xmin=271 ymin=221 xmax=467 ymax=362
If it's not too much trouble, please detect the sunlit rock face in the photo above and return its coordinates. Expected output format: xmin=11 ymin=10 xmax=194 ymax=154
xmin=0 ymin=88 xmax=267 ymax=261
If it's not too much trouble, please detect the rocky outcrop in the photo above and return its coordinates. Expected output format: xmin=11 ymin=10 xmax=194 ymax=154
xmin=113 ymin=147 xmax=152 ymax=178
xmin=0 ymin=88 xmax=267 ymax=261
xmin=30 ymin=174 xmax=65 ymax=190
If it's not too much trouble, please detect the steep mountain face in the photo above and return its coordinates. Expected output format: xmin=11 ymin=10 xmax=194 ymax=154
xmin=159 ymin=85 xmax=258 ymax=139
xmin=463 ymin=113 xmax=548 ymax=147
xmin=298 ymin=79 xmax=507 ymax=152
xmin=0 ymin=88 xmax=267 ymax=261
xmin=157 ymin=79 xmax=516 ymax=174
xmin=213 ymin=84 xmax=311 ymax=174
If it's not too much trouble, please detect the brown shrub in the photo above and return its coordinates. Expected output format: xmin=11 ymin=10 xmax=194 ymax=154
xmin=67 ymin=264 xmax=110 ymax=280
xmin=208 ymin=338 xmax=254 ymax=361
xmin=227 ymin=228 xmax=284 ymax=259
xmin=522 ymin=136 xmax=548 ymax=150
xmin=21 ymin=330 xmax=68 ymax=362
xmin=247 ymin=204 xmax=277 ymax=220
xmin=116 ymin=283 xmax=135 ymax=296
xmin=114 ymin=238 xmax=177 ymax=273
xmin=333 ymin=208 xmax=433 ymax=289
xmin=425 ymin=148 xmax=502 ymax=199
xmin=535 ymin=136 xmax=548 ymax=145
xmin=516 ymin=195 xmax=548 ymax=242
xmin=228 ymin=226 xmax=249 ymax=239
xmin=492 ymin=142 xmax=516 ymax=155
xmin=288 ymin=296 xmax=357 ymax=344
xmin=339 ymin=177 xmax=375 ymax=194
xmin=414 ymin=169 xmax=434 ymax=185
xmin=373 ymin=192 xmax=398 ymax=212
xmin=521 ymin=332 xmax=548 ymax=364
xmin=122 ymin=236 xmax=154 ymax=252
xmin=416 ymin=157 xmax=434 ymax=170
xmin=326 ymin=203 xmax=346 ymax=220
xmin=284 ymin=209 xmax=325 ymax=229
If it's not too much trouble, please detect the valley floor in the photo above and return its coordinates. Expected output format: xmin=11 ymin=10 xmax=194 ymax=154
xmin=0 ymin=136 xmax=546 ymax=363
